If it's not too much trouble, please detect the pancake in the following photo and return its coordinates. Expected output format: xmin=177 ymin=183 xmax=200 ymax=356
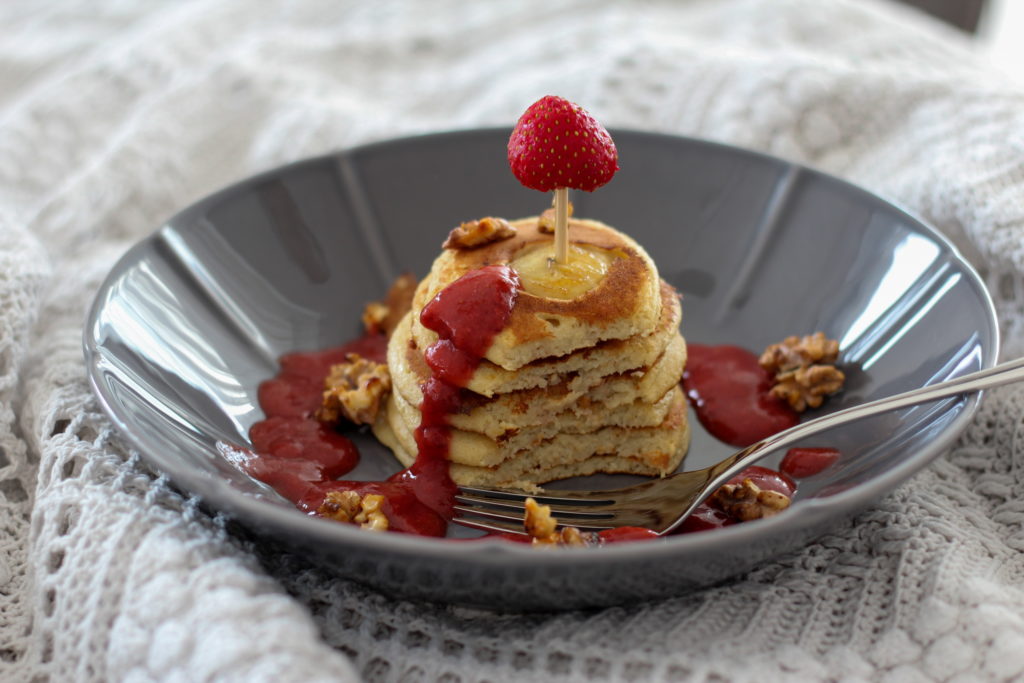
xmin=373 ymin=387 xmax=691 ymax=488
xmin=368 ymin=211 xmax=690 ymax=492
xmin=405 ymin=279 xmax=682 ymax=397
xmin=386 ymin=386 xmax=678 ymax=464
xmin=391 ymin=321 xmax=686 ymax=438
xmin=411 ymin=217 xmax=661 ymax=371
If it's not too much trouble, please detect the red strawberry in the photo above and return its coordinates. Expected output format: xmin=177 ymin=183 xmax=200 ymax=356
xmin=507 ymin=95 xmax=619 ymax=193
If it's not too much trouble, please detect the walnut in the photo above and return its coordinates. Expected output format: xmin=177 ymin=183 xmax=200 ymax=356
xmin=354 ymin=494 xmax=389 ymax=531
xmin=555 ymin=526 xmax=589 ymax=547
xmin=524 ymin=497 xmax=558 ymax=538
xmin=760 ymin=332 xmax=844 ymax=412
xmin=771 ymin=365 xmax=846 ymax=412
xmin=711 ymin=479 xmax=791 ymax=521
xmin=362 ymin=272 xmax=417 ymax=337
xmin=318 ymin=490 xmax=389 ymax=531
xmin=538 ymin=201 xmax=574 ymax=233
xmin=760 ymin=332 xmax=839 ymax=374
xmin=317 ymin=353 xmax=391 ymax=425
xmin=442 ymin=216 xmax=516 ymax=249
xmin=319 ymin=489 xmax=361 ymax=521
xmin=361 ymin=302 xmax=389 ymax=335
xmin=523 ymin=497 xmax=597 ymax=547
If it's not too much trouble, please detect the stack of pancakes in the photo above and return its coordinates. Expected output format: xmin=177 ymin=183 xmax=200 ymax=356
xmin=372 ymin=216 xmax=690 ymax=489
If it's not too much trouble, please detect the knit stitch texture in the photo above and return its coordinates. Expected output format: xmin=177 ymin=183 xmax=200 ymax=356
xmin=2 ymin=1 xmax=1023 ymax=681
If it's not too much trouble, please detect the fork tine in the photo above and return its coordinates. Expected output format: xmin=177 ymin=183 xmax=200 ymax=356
xmin=451 ymin=515 xmax=528 ymax=536
xmin=455 ymin=485 xmax=532 ymax=501
xmin=452 ymin=503 xmax=528 ymax=527
xmin=456 ymin=485 xmax=616 ymax=507
xmin=454 ymin=493 xmax=616 ymax=519
xmin=453 ymin=503 xmax=617 ymax=533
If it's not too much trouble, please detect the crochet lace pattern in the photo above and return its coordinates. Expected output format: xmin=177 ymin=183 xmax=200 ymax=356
xmin=2 ymin=1 xmax=1023 ymax=681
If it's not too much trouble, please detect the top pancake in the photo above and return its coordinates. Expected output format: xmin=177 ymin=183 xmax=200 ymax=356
xmin=412 ymin=216 xmax=661 ymax=371
xmin=401 ymin=279 xmax=681 ymax=397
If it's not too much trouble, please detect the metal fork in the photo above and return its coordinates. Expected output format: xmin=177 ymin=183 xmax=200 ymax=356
xmin=453 ymin=356 xmax=1024 ymax=536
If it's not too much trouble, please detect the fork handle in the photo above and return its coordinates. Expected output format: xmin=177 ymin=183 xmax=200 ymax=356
xmin=669 ymin=355 xmax=1024 ymax=533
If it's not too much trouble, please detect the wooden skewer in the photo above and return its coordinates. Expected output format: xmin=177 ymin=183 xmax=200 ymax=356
xmin=554 ymin=187 xmax=569 ymax=264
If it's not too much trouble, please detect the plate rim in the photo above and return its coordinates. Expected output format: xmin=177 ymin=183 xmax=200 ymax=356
xmin=82 ymin=127 xmax=1000 ymax=565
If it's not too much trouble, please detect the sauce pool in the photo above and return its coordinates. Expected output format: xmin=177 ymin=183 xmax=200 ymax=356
xmin=682 ymin=344 xmax=798 ymax=447
xmin=230 ymin=334 xmax=385 ymax=507
xmin=677 ymin=344 xmax=843 ymax=535
xmin=239 ymin=265 xmax=522 ymax=537
xmin=780 ymin=447 xmax=840 ymax=478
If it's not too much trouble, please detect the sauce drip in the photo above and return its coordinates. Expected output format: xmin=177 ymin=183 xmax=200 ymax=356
xmin=682 ymin=344 xmax=798 ymax=447
xmin=240 ymin=265 xmax=522 ymax=537
xmin=403 ymin=265 xmax=522 ymax=519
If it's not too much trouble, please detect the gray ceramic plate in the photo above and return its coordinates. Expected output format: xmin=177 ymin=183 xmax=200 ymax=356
xmin=84 ymin=129 xmax=998 ymax=610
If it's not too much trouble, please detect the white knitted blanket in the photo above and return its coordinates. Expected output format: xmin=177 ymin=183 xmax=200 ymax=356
xmin=3 ymin=1 xmax=1024 ymax=681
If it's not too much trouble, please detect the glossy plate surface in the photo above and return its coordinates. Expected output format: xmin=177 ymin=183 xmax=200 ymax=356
xmin=84 ymin=129 xmax=998 ymax=610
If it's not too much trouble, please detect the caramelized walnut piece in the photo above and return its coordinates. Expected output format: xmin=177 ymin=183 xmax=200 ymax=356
xmin=361 ymin=302 xmax=388 ymax=335
xmin=523 ymin=497 xmax=598 ymax=547
xmin=760 ymin=332 xmax=845 ymax=412
xmin=319 ymin=490 xmax=362 ymax=522
xmin=524 ymin=497 xmax=557 ymax=538
xmin=354 ymin=494 xmax=389 ymax=531
xmin=760 ymin=332 xmax=839 ymax=374
xmin=771 ymin=365 xmax=846 ymax=412
xmin=443 ymin=216 xmax=517 ymax=249
xmin=317 ymin=353 xmax=391 ymax=425
xmin=362 ymin=272 xmax=417 ymax=337
xmin=318 ymin=491 xmax=389 ymax=531
xmin=711 ymin=478 xmax=791 ymax=522
xmin=538 ymin=201 xmax=574 ymax=234
xmin=556 ymin=526 xmax=588 ymax=547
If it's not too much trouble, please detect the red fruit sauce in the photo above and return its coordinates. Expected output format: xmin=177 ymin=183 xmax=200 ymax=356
xmin=392 ymin=264 xmax=522 ymax=526
xmin=238 ymin=264 xmax=522 ymax=538
xmin=597 ymin=526 xmax=661 ymax=543
xmin=230 ymin=334 xmax=383 ymax=506
xmin=682 ymin=344 xmax=798 ymax=447
xmin=676 ymin=343 xmax=843 ymax=535
xmin=677 ymin=503 xmax=735 ymax=534
xmin=780 ymin=447 xmax=840 ymax=479
xmin=257 ymin=334 xmax=387 ymax=418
